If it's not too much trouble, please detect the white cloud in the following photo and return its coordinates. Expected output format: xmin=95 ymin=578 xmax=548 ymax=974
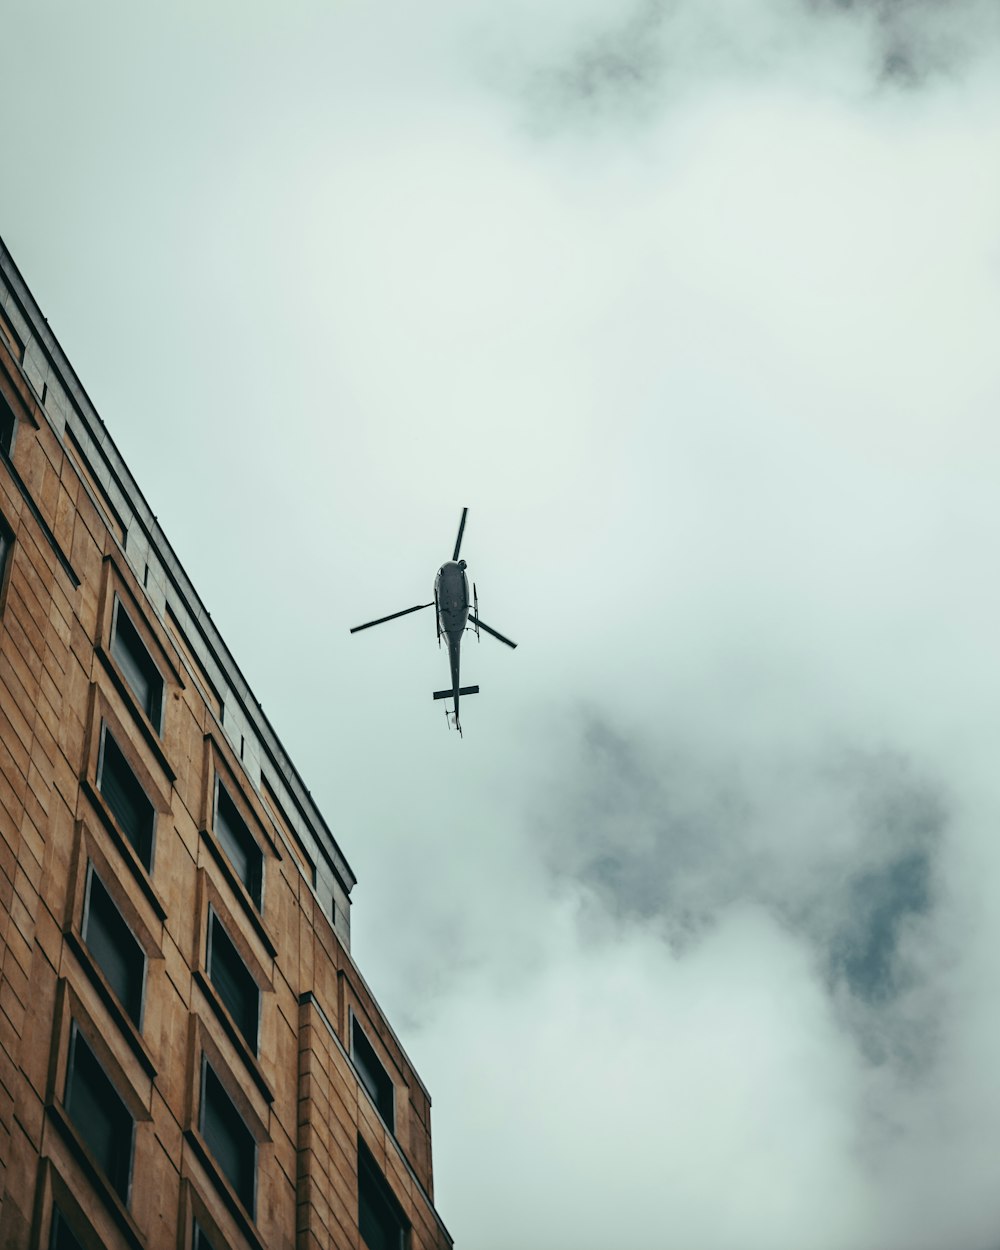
xmin=421 ymin=898 xmax=875 ymax=1250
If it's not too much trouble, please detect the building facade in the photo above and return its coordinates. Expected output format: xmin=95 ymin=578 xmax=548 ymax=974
xmin=0 ymin=238 xmax=451 ymax=1250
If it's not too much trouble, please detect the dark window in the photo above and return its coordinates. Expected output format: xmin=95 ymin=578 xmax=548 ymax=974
xmin=65 ymin=1027 xmax=134 ymax=1204
xmin=208 ymin=910 xmax=259 ymax=1052
xmin=0 ymin=515 xmax=12 ymax=586
xmin=98 ymin=729 xmax=155 ymax=870
xmin=358 ymin=1139 xmax=408 ymax=1250
xmin=50 ymin=1208 xmax=86 ymax=1250
xmin=200 ymin=1059 xmax=256 ymax=1216
xmin=352 ymin=1016 xmax=395 ymax=1132
xmin=192 ymin=1221 xmax=219 ymax=1250
xmin=111 ymin=603 xmax=163 ymax=731
xmin=214 ymin=783 xmax=263 ymax=908
xmin=0 ymin=392 xmax=14 ymax=458
xmin=0 ymin=309 xmax=24 ymax=363
xmin=83 ymin=867 xmax=146 ymax=1027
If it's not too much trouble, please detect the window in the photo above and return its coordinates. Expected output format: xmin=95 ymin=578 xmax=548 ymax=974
xmin=352 ymin=1016 xmax=395 ymax=1132
xmin=111 ymin=602 xmax=163 ymax=731
xmin=0 ymin=307 xmax=24 ymax=363
xmin=358 ymin=1138 xmax=408 ymax=1250
xmin=98 ymin=729 xmax=155 ymax=870
xmin=214 ymin=782 xmax=262 ymax=908
xmin=65 ymin=1027 xmax=134 ymax=1204
xmin=208 ymin=910 xmax=259 ymax=1052
xmin=0 ymin=392 xmax=14 ymax=458
xmin=49 ymin=1208 xmax=85 ymax=1250
xmin=200 ymin=1059 xmax=256 ymax=1216
xmin=0 ymin=515 xmax=12 ymax=585
xmin=192 ymin=1223 xmax=219 ymax=1250
xmin=83 ymin=867 xmax=146 ymax=1027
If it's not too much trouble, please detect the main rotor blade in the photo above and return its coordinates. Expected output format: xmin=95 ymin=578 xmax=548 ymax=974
xmin=471 ymin=614 xmax=517 ymax=649
xmin=452 ymin=507 xmax=469 ymax=561
xmin=350 ymin=603 xmax=434 ymax=633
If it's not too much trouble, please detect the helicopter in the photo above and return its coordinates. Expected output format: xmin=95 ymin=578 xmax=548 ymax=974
xmin=349 ymin=508 xmax=517 ymax=736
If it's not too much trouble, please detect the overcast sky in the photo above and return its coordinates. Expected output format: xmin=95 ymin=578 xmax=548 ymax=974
xmin=4 ymin=2 xmax=1000 ymax=1246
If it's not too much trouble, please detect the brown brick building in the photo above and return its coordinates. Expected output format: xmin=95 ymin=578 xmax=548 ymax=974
xmin=0 ymin=237 xmax=453 ymax=1250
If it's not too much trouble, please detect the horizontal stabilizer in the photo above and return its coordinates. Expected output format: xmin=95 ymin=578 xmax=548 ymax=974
xmin=433 ymin=686 xmax=480 ymax=700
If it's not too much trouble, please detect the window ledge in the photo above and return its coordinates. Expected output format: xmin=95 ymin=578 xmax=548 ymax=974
xmin=95 ymin=646 xmax=175 ymax=783
xmin=199 ymin=828 xmax=277 ymax=959
xmin=46 ymin=1102 xmax=146 ymax=1250
xmin=194 ymin=970 xmax=273 ymax=1105
xmin=80 ymin=781 xmax=167 ymax=923
xmin=183 ymin=1128 xmax=265 ymax=1250
xmin=64 ymin=929 xmax=157 ymax=1080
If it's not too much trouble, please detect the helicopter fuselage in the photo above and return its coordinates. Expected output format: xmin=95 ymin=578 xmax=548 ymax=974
xmin=435 ymin=559 xmax=470 ymax=638
xmin=435 ymin=559 xmax=470 ymax=728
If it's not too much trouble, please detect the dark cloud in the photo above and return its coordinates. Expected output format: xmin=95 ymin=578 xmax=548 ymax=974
xmin=539 ymin=710 xmax=948 ymax=1039
xmin=529 ymin=1 xmax=668 ymax=121
xmin=826 ymin=755 xmax=941 ymax=1004
xmin=517 ymin=0 xmax=1000 ymax=133
xmin=812 ymin=0 xmax=999 ymax=84
xmin=832 ymin=848 xmax=932 ymax=998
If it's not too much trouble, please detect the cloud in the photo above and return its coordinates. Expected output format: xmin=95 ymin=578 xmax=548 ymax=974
xmin=408 ymin=702 xmax=1000 ymax=1249
xmin=472 ymin=0 xmax=1000 ymax=137
xmin=318 ymin=10 xmax=1000 ymax=1241
xmin=536 ymin=710 xmax=953 ymax=1058
xmin=812 ymin=0 xmax=1000 ymax=84
xmin=423 ymin=899 xmax=875 ymax=1250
